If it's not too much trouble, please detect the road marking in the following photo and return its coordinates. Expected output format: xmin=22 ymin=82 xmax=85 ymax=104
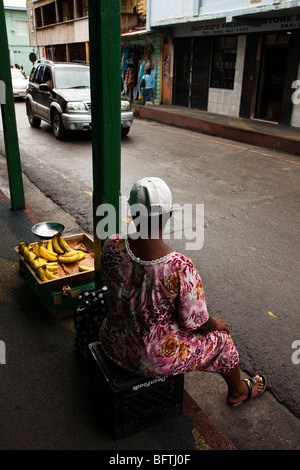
xmin=142 ymin=122 xmax=300 ymax=166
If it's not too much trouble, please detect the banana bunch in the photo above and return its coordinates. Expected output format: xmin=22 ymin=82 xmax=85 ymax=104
xmin=18 ymin=233 xmax=87 ymax=282
xmin=50 ymin=233 xmax=86 ymax=264
xmin=18 ymin=241 xmax=59 ymax=281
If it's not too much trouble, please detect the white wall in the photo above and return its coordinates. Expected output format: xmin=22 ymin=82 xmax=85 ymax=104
xmin=207 ymin=35 xmax=246 ymax=117
xmin=149 ymin=0 xmax=300 ymax=27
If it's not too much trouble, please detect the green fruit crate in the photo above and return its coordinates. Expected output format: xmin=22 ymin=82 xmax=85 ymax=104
xmin=15 ymin=233 xmax=95 ymax=320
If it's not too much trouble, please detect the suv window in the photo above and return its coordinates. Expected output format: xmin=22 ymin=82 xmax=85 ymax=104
xmin=43 ymin=67 xmax=53 ymax=87
xmin=54 ymin=67 xmax=90 ymax=89
xmin=34 ymin=65 xmax=45 ymax=84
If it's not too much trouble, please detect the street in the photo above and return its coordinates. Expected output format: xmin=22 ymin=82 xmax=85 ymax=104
xmin=1 ymin=100 xmax=300 ymax=420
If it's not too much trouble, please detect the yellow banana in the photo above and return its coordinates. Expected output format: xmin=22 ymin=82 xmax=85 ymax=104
xmin=38 ymin=243 xmax=58 ymax=262
xmin=31 ymin=258 xmax=42 ymax=271
xmin=25 ymin=247 xmax=35 ymax=263
xmin=36 ymin=265 xmax=57 ymax=281
xmin=58 ymin=252 xmax=81 ymax=263
xmin=46 ymin=264 xmax=59 ymax=272
xmin=78 ymin=265 xmax=94 ymax=272
xmin=47 ymin=239 xmax=56 ymax=254
xmin=76 ymin=252 xmax=85 ymax=261
xmin=52 ymin=233 xmax=64 ymax=254
xmin=20 ymin=242 xmax=30 ymax=257
xmin=60 ymin=250 xmax=84 ymax=257
xmin=36 ymin=266 xmax=48 ymax=281
xmin=28 ymin=254 xmax=38 ymax=269
xmin=32 ymin=242 xmax=41 ymax=257
xmin=18 ymin=242 xmax=28 ymax=255
xmin=44 ymin=267 xmax=57 ymax=280
xmin=57 ymin=233 xmax=72 ymax=252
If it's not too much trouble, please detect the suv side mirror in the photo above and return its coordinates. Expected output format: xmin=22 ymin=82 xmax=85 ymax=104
xmin=39 ymin=84 xmax=50 ymax=92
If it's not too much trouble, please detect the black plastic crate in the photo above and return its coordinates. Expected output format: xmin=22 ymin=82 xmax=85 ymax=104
xmin=88 ymin=342 xmax=184 ymax=440
xmin=74 ymin=286 xmax=108 ymax=358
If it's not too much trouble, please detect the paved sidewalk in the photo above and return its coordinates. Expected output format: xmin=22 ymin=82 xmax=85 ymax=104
xmin=133 ymin=103 xmax=300 ymax=156
xmin=0 ymin=158 xmax=236 ymax=452
xmin=1 ymin=103 xmax=300 ymax=451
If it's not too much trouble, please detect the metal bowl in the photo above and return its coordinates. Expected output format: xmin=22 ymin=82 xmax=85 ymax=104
xmin=31 ymin=221 xmax=65 ymax=238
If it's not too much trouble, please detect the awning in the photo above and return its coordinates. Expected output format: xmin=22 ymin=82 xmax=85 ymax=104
xmin=121 ymin=28 xmax=149 ymax=37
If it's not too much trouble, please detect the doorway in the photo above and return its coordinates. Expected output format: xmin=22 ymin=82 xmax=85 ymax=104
xmin=173 ymin=38 xmax=191 ymax=107
xmin=255 ymin=34 xmax=290 ymax=122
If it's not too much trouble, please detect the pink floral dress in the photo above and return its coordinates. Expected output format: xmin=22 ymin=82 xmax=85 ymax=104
xmin=99 ymin=234 xmax=239 ymax=378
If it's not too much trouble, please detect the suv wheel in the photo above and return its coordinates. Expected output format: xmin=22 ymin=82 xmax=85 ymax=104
xmin=121 ymin=127 xmax=130 ymax=138
xmin=51 ymin=109 xmax=66 ymax=140
xmin=26 ymin=101 xmax=41 ymax=128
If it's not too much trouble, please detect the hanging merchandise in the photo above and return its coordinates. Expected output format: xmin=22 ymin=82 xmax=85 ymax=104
xmin=121 ymin=42 xmax=154 ymax=102
xmin=125 ymin=65 xmax=135 ymax=88
xmin=125 ymin=64 xmax=135 ymax=101
xmin=138 ymin=60 xmax=146 ymax=96
xmin=123 ymin=45 xmax=130 ymax=73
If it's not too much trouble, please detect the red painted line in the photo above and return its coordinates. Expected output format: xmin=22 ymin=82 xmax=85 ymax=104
xmin=183 ymin=390 xmax=237 ymax=450
xmin=0 ymin=192 xmax=41 ymax=225
xmin=24 ymin=204 xmax=41 ymax=225
xmin=0 ymin=189 xmax=10 ymax=203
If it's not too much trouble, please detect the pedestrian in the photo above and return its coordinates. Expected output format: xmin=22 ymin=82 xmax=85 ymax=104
xmin=20 ymin=66 xmax=26 ymax=77
xmin=99 ymin=177 xmax=267 ymax=407
xmin=140 ymin=67 xmax=155 ymax=106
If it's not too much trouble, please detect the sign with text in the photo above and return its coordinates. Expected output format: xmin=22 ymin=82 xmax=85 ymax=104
xmin=173 ymin=13 xmax=300 ymax=37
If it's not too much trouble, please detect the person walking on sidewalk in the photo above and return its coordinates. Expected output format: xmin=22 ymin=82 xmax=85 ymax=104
xmin=140 ymin=67 xmax=155 ymax=106
xmin=99 ymin=177 xmax=267 ymax=407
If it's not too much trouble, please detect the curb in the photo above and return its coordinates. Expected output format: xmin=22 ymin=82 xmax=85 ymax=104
xmin=183 ymin=391 xmax=237 ymax=450
xmin=135 ymin=106 xmax=300 ymax=156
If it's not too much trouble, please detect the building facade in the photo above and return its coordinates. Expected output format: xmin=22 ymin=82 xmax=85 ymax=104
xmin=5 ymin=3 xmax=35 ymax=75
xmin=26 ymin=0 xmax=89 ymax=63
xmin=26 ymin=0 xmax=162 ymax=103
xmin=148 ymin=0 xmax=300 ymax=128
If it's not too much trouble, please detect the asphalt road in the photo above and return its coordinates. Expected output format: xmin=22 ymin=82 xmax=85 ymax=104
xmin=1 ymin=101 xmax=300 ymax=420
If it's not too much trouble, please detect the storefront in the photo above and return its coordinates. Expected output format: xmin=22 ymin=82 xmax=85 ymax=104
xmin=167 ymin=13 xmax=300 ymax=127
xmin=121 ymin=29 xmax=163 ymax=104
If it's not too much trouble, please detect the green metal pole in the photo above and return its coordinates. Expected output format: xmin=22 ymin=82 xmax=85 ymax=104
xmin=0 ymin=0 xmax=25 ymax=210
xmin=88 ymin=0 xmax=121 ymax=287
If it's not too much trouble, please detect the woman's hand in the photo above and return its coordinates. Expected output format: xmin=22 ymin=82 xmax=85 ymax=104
xmin=197 ymin=316 xmax=230 ymax=335
xmin=212 ymin=316 xmax=230 ymax=335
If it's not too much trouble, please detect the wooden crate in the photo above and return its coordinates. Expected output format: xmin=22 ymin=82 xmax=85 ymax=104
xmin=15 ymin=233 xmax=95 ymax=291
xmin=15 ymin=233 xmax=96 ymax=319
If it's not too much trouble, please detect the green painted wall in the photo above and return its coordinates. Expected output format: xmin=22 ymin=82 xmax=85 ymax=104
xmin=5 ymin=7 xmax=35 ymax=75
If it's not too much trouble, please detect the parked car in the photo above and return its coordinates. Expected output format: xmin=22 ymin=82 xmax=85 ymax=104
xmin=25 ymin=60 xmax=134 ymax=139
xmin=11 ymin=68 xmax=28 ymax=99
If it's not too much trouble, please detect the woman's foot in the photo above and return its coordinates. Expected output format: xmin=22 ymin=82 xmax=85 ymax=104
xmin=227 ymin=375 xmax=267 ymax=407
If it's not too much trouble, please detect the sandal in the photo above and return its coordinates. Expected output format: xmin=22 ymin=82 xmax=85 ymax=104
xmin=228 ymin=374 xmax=267 ymax=407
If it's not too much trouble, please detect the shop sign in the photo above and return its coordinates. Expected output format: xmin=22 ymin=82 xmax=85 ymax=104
xmin=185 ymin=14 xmax=300 ymax=37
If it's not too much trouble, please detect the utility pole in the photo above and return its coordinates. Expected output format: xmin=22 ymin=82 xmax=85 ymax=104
xmin=0 ymin=0 xmax=25 ymax=210
xmin=88 ymin=0 xmax=121 ymax=287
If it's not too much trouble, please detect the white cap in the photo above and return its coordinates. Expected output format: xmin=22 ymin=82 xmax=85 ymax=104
xmin=127 ymin=177 xmax=174 ymax=215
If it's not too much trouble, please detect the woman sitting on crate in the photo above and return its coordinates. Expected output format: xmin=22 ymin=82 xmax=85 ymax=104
xmin=99 ymin=177 xmax=266 ymax=407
